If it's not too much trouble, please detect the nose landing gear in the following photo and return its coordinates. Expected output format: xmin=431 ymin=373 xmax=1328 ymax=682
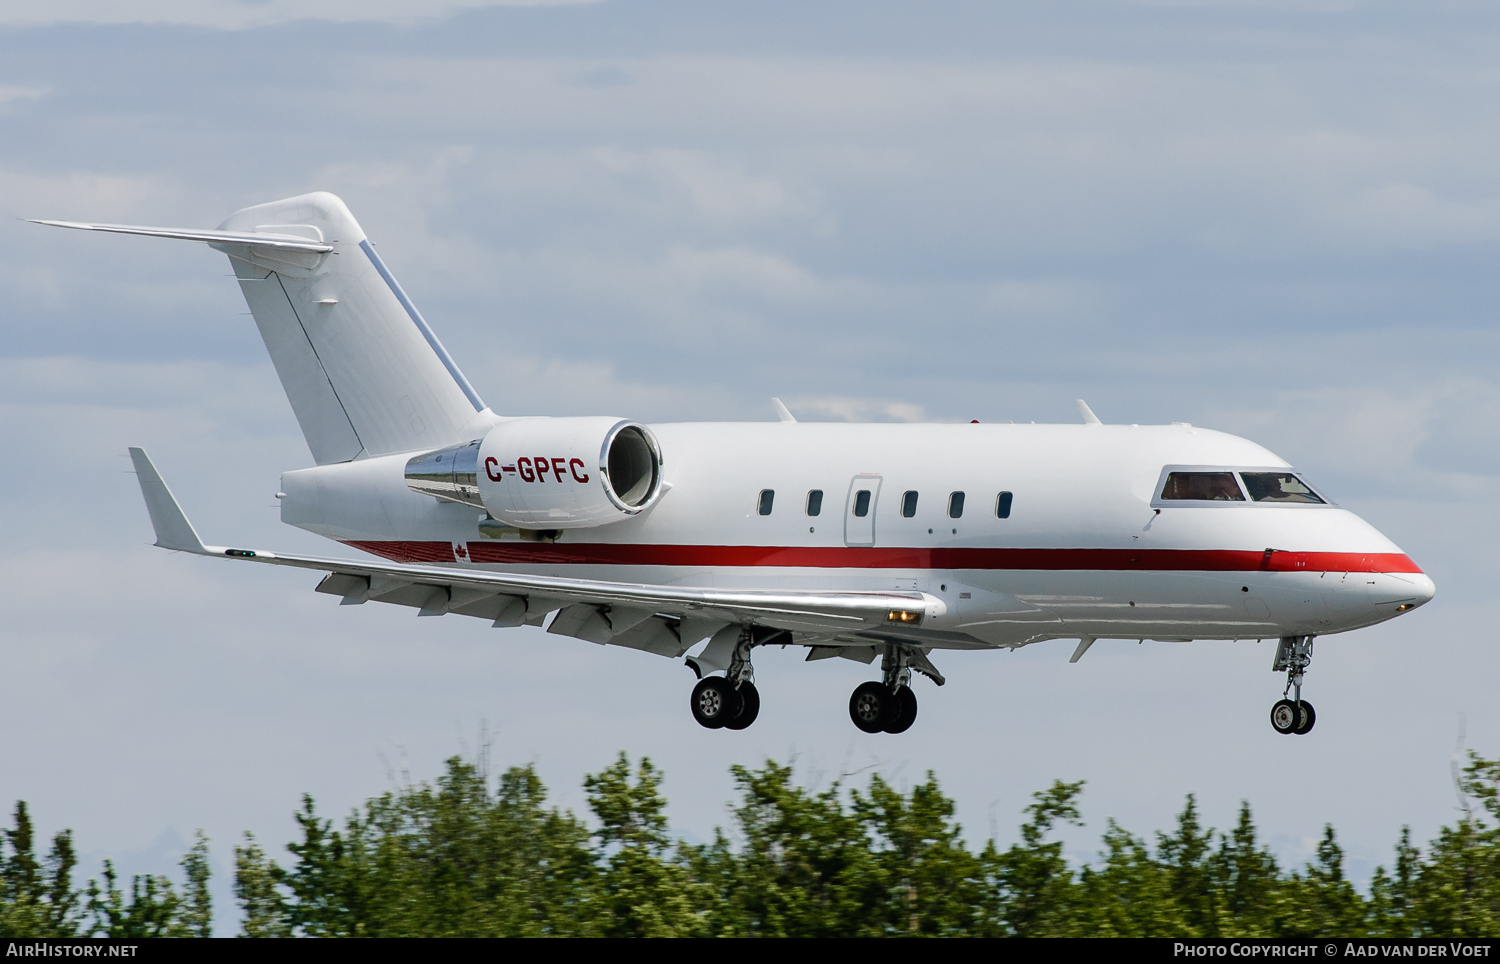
xmin=1270 ymin=635 xmax=1316 ymax=735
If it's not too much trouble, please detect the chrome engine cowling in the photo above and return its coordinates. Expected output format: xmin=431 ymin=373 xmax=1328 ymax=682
xmin=404 ymin=417 xmax=663 ymax=529
xmin=404 ymin=439 xmax=483 ymax=508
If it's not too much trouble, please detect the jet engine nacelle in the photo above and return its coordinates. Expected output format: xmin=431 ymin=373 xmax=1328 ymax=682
xmin=404 ymin=417 xmax=664 ymax=529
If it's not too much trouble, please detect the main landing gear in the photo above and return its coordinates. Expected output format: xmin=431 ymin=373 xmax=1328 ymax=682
xmin=687 ymin=633 xmax=940 ymax=734
xmin=849 ymin=644 xmax=934 ymax=735
xmin=1269 ymin=635 xmax=1316 ymax=736
xmin=689 ymin=628 xmax=761 ymax=730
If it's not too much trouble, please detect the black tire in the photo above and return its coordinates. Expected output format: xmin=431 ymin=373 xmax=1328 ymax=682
xmin=1270 ymin=698 xmax=1300 ymax=735
xmin=1293 ymin=700 xmax=1316 ymax=735
xmin=691 ymin=677 xmax=741 ymax=729
xmin=850 ymin=681 xmax=897 ymax=733
xmin=884 ymin=686 xmax=919 ymax=734
xmin=725 ymin=681 xmax=761 ymax=730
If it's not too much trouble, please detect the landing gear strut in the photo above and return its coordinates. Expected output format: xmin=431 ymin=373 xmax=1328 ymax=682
xmin=689 ymin=626 xmax=761 ymax=730
xmin=849 ymin=644 xmax=927 ymax=734
xmin=1269 ymin=635 xmax=1316 ymax=735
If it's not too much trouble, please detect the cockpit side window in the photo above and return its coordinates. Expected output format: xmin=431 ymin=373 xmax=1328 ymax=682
xmin=1160 ymin=471 xmax=1245 ymax=501
xmin=1240 ymin=472 xmax=1325 ymax=504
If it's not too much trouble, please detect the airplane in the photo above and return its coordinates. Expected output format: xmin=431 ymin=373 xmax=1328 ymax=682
xmin=33 ymin=192 xmax=1436 ymax=736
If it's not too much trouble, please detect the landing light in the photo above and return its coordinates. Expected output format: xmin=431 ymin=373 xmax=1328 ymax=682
xmin=888 ymin=610 xmax=922 ymax=624
xmin=1396 ymin=603 xmax=1415 ymax=612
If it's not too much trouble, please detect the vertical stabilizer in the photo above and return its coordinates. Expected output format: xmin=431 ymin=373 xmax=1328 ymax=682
xmin=213 ymin=192 xmax=487 ymax=463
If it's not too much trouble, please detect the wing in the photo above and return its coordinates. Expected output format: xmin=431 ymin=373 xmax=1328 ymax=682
xmin=128 ymin=448 xmax=946 ymax=663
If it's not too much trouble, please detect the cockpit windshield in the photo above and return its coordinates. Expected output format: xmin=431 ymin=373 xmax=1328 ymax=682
xmin=1240 ymin=472 xmax=1325 ymax=504
xmin=1160 ymin=472 xmax=1244 ymax=501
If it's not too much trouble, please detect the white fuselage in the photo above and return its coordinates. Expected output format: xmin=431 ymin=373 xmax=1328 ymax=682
xmin=277 ymin=419 xmax=1435 ymax=650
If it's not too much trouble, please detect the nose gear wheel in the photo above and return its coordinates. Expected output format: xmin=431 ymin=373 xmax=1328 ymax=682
xmin=1269 ymin=636 xmax=1317 ymax=735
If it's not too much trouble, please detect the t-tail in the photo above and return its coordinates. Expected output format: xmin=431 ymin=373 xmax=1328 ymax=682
xmin=32 ymin=192 xmax=492 ymax=463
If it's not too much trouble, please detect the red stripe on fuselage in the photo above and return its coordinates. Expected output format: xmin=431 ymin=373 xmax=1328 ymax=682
xmin=342 ymin=541 xmax=1424 ymax=574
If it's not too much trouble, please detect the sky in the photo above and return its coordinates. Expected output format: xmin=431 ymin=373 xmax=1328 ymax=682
xmin=2 ymin=0 xmax=1500 ymax=932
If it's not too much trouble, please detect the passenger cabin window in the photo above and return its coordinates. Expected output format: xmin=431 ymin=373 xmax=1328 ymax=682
xmin=853 ymin=490 xmax=871 ymax=517
xmin=1160 ymin=472 xmax=1244 ymax=501
xmin=1241 ymin=472 xmax=1325 ymax=504
xmin=806 ymin=489 xmax=823 ymax=516
xmin=901 ymin=491 xmax=918 ymax=518
xmin=758 ymin=489 xmax=775 ymax=515
xmin=948 ymin=491 xmax=965 ymax=518
xmin=996 ymin=491 xmax=1013 ymax=519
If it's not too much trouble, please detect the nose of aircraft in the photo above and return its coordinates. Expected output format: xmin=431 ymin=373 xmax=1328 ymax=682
xmin=1369 ymin=570 xmax=1436 ymax=616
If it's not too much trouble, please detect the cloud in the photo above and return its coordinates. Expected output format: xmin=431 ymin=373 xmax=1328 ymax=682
xmin=1202 ymin=377 xmax=1500 ymax=503
xmin=784 ymin=396 xmax=932 ymax=423
xmin=0 ymin=0 xmax=597 ymax=30
xmin=0 ymin=86 xmax=46 ymax=109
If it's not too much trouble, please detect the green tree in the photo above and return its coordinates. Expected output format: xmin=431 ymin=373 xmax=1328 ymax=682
xmin=87 ymin=861 xmax=181 ymax=937
xmin=1157 ymin=794 xmax=1216 ymax=935
xmin=1274 ymin=825 xmax=1366 ymax=937
xmin=704 ymin=760 xmax=880 ymax=936
xmin=1208 ymin=801 xmax=1281 ymax=936
xmin=1368 ymin=827 xmax=1419 ymax=937
xmin=852 ymin=772 xmax=984 ymax=936
xmin=234 ymin=832 xmax=290 ymax=938
xmin=1399 ymin=752 xmax=1500 ymax=936
xmin=239 ymin=757 xmax=598 ymax=936
xmin=86 ymin=834 xmax=212 ymax=938
xmin=178 ymin=832 xmax=212 ymax=938
xmin=221 ymin=747 xmax=1500 ymax=939
xmin=584 ymin=753 xmax=700 ymax=937
xmin=982 ymin=779 xmax=1084 ymax=936
xmin=0 ymin=802 xmax=81 ymax=937
xmin=1073 ymin=819 xmax=1187 ymax=936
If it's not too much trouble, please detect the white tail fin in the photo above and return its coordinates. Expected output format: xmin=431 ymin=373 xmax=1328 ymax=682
xmin=218 ymin=192 xmax=487 ymax=462
xmin=38 ymin=193 xmax=489 ymax=463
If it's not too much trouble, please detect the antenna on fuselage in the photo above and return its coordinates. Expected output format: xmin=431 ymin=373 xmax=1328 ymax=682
xmin=1076 ymin=399 xmax=1102 ymax=425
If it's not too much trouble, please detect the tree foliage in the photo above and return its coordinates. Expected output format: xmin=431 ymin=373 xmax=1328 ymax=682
xmin=0 ymin=803 xmax=210 ymax=938
xmin=12 ymin=751 xmax=1500 ymax=936
xmin=225 ymin=749 xmax=1500 ymax=937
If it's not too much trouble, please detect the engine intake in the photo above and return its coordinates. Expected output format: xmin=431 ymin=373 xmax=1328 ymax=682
xmin=405 ymin=417 xmax=664 ymax=529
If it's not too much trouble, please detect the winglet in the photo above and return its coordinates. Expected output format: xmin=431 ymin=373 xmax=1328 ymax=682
xmin=128 ymin=447 xmax=210 ymax=554
xmin=1076 ymin=399 xmax=1102 ymax=425
xmin=771 ymin=397 xmax=797 ymax=423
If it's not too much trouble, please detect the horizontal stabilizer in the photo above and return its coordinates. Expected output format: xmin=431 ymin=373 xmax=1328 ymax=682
xmin=37 ymin=193 xmax=489 ymax=466
xmin=128 ymin=447 xmax=211 ymax=554
xmin=28 ymin=219 xmax=332 ymax=252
